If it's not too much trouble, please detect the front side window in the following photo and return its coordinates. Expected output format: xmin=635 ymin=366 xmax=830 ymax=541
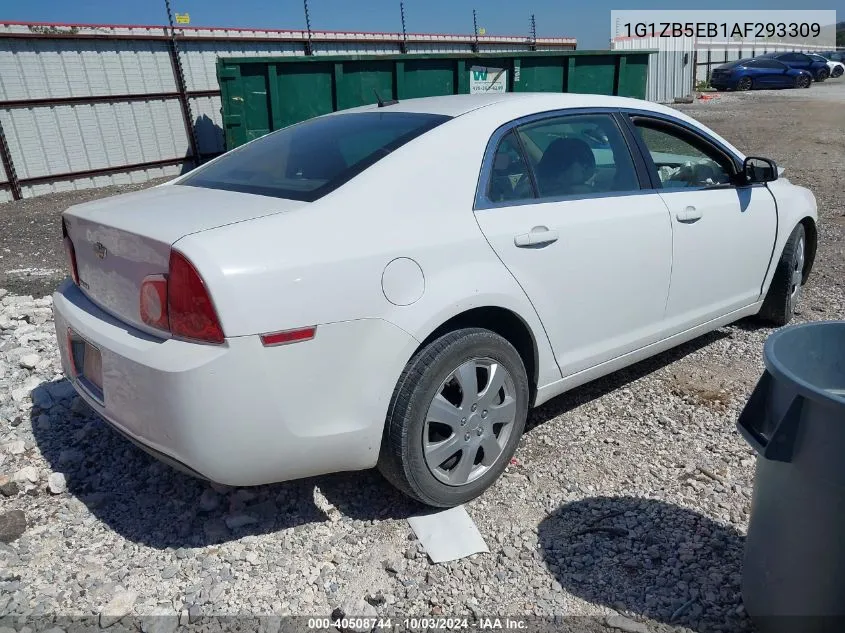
xmin=633 ymin=122 xmax=733 ymax=189
xmin=515 ymin=114 xmax=640 ymax=199
xmin=181 ymin=112 xmax=451 ymax=202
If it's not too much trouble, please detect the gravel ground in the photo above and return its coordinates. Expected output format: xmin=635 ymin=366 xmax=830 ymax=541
xmin=0 ymin=178 xmax=170 ymax=298
xmin=0 ymin=84 xmax=843 ymax=632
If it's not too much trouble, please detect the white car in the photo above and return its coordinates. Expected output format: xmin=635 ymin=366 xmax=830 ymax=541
xmin=53 ymin=93 xmax=818 ymax=507
xmin=809 ymin=53 xmax=845 ymax=78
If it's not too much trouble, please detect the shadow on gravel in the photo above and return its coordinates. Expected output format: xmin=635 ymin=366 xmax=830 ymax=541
xmin=29 ymin=327 xmax=738 ymax=549
xmin=527 ymin=329 xmax=731 ymax=431
xmin=30 ymin=380 xmax=422 ymax=549
xmin=539 ymin=496 xmax=750 ymax=633
xmin=728 ymin=316 xmax=769 ymax=332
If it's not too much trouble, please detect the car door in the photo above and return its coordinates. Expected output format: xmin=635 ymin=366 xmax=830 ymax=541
xmin=625 ymin=114 xmax=778 ymax=333
xmin=754 ymin=59 xmax=787 ymax=87
xmin=743 ymin=60 xmax=773 ymax=87
xmin=764 ymin=60 xmax=793 ymax=87
xmin=783 ymin=52 xmax=812 ymax=73
xmin=473 ymin=111 xmax=673 ymax=377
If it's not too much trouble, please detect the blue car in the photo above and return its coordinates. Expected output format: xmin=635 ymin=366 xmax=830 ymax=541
xmin=758 ymin=52 xmax=830 ymax=81
xmin=709 ymin=58 xmax=813 ymax=91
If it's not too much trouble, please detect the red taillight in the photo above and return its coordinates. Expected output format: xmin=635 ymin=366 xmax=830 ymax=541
xmin=260 ymin=326 xmax=316 ymax=347
xmin=139 ymin=275 xmax=169 ymax=330
xmin=62 ymin=220 xmax=79 ymax=285
xmin=167 ymin=250 xmax=225 ymax=344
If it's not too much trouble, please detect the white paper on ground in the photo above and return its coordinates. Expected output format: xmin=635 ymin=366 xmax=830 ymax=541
xmin=407 ymin=505 xmax=489 ymax=563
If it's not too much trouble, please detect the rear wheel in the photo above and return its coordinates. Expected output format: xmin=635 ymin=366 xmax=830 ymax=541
xmin=378 ymin=328 xmax=529 ymax=507
xmin=815 ymin=68 xmax=830 ymax=82
xmin=759 ymin=224 xmax=806 ymax=327
xmin=737 ymin=77 xmax=753 ymax=91
xmin=831 ymin=66 xmax=844 ymax=79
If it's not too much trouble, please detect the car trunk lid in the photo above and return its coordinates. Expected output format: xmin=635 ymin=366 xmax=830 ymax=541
xmin=64 ymin=184 xmax=304 ymax=333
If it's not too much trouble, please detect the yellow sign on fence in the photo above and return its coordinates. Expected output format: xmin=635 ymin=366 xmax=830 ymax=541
xmin=175 ymin=13 xmax=190 ymax=25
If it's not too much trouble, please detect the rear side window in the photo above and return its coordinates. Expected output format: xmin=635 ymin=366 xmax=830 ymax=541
xmin=487 ymin=131 xmax=534 ymax=203
xmin=516 ymin=114 xmax=640 ymax=199
xmin=181 ymin=112 xmax=451 ymax=202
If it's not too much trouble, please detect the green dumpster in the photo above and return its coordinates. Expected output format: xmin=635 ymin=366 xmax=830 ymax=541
xmin=217 ymin=50 xmax=653 ymax=149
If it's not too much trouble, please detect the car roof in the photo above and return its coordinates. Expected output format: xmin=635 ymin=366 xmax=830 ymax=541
xmin=340 ymin=92 xmax=674 ymax=119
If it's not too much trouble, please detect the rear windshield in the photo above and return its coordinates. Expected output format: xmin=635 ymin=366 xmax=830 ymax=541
xmin=181 ymin=111 xmax=451 ymax=202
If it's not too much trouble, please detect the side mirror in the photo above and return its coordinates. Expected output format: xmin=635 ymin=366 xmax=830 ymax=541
xmin=742 ymin=156 xmax=778 ymax=184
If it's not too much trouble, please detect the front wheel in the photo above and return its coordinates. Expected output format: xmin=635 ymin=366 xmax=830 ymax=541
xmin=378 ymin=328 xmax=529 ymax=507
xmin=815 ymin=68 xmax=829 ymax=82
xmin=795 ymin=75 xmax=812 ymax=89
xmin=831 ymin=66 xmax=844 ymax=79
xmin=759 ymin=224 xmax=806 ymax=327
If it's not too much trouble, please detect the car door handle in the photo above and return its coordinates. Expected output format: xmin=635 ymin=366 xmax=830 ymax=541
xmin=514 ymin=227 xmax=559 ymax=247
xmin=676 ymin=205 xmax=703 ymax=223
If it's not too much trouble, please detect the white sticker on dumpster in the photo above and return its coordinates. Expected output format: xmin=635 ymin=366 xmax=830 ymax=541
xmin=470 ymin=66 xmax=507 ymax=94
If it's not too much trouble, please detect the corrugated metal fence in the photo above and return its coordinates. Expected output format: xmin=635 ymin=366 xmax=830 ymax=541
xmin=612 ymin=35 xmax=694 ymax=103
xmin=0 ymin=21 xmax=576 ymax=204
xmin=612 ymin=36 xmax=838 ymax=103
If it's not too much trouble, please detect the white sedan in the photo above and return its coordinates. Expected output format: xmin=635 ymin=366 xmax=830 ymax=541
xmin=54 ymin=93 xmax=817 ymax=507
xmin=809 ymin=53 xmax=845 ymax=78
xmin=827 ymin=60 xmax=845 ymax=78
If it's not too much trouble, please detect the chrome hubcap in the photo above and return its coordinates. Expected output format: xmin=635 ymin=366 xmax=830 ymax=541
xmin=423 ymin=358 xmax=517 ymax=486
xmin=790 ymin=236 xmax=805 ymax=306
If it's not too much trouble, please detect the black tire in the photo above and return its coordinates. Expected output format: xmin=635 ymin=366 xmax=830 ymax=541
xmin=832 ymin=66 xmax=844 ymax=79
xmin=815 ymin=68 xmax=829 ymax=82
xmin=795 ymin=75 xmax=812 ymax=89
xmin=378 ymin=328 xmax=529 ymax=507
xmin=737 ymin=77 xmax=753 ymax=91
xmin=759 ymin=223 xmax=806 ymax=327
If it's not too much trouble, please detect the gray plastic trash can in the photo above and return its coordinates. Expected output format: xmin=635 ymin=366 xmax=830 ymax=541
xmin=738 ymin=321 xmax=845 ymax=632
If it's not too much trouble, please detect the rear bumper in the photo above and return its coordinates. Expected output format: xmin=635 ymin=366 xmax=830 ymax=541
xmin=52 ymin=280 xmax=419 ymax=486
xmin=709 ymin=76 xmax=736 ymax=89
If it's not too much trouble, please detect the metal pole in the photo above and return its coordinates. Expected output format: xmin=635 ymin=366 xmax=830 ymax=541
xmin=472 ymin=9 xmax=479 ymax=53
xmin=0 ymin=118 xmax=22 ymax=201
xmin=399 ymin=2 xmax=408 ymax=54
xmin=530 ymin=14 xmax=537 ymax=51
xmin=164 ymin=0 xmax=201 ymax=167
xmin=303 ymin=0 xmax=314 ymax=55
